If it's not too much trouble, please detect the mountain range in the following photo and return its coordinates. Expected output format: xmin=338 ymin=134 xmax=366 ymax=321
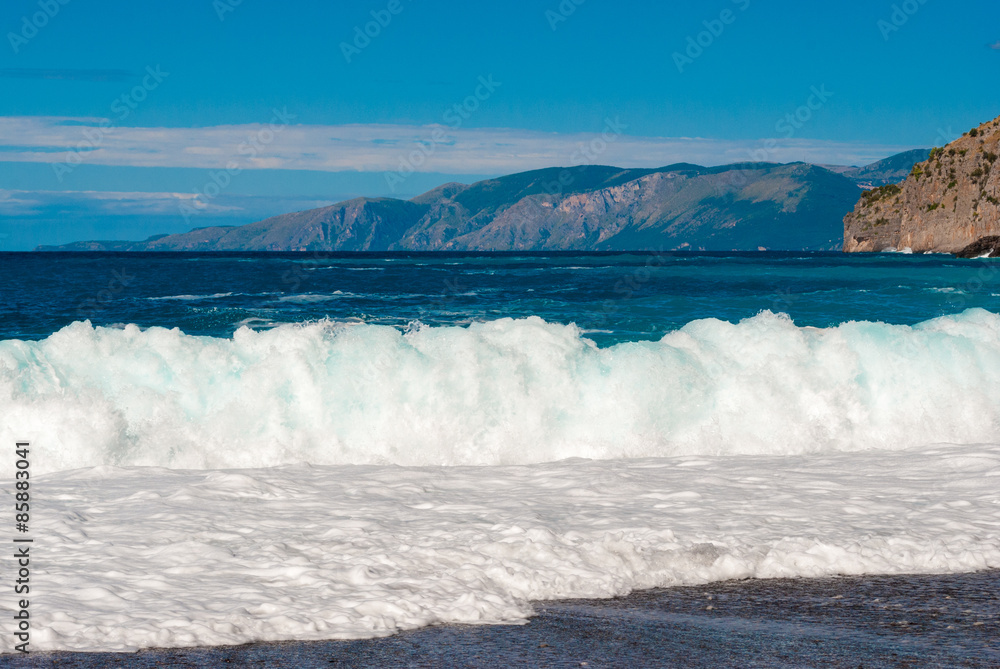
xmin=39 ymin=151 xmax=930 ymax=253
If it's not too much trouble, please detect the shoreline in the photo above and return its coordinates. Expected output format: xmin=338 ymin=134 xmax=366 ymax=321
xmin=10 ymin=570 xmax=999 ymax=668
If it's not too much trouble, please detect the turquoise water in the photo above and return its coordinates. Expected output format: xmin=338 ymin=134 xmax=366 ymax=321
xmin=3 ymin=251 xmax=1000 ymax=344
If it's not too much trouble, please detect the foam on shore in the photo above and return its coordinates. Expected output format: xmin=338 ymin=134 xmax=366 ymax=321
xmin=7 ymin=444 xmax=999 ymax=652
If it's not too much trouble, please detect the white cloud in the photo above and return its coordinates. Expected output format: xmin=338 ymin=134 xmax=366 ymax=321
xmin=0 ymin=188 xmax=337 ymax=220
xmin=0 ymin=188 xmax=236 ymax=216
xmin=0 ymin=116 xmax=915 ymax=176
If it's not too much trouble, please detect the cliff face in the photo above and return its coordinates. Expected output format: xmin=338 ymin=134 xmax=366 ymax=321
xmin=844 ymin=116 xmax=1000 ymax=253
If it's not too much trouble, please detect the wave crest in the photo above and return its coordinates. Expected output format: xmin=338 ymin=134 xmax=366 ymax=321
xmin=4 ymin=310 xmax=1000 ymax=473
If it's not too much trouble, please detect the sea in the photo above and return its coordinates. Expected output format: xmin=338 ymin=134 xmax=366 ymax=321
xmin=1 ymin=251 xmax=999 ymax=653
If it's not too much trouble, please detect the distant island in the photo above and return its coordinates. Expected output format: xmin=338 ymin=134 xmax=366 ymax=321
xmin=39 ymin=151 xmax=931 ymax=253
xmin=845 ymin=114 xmax=1000 ymax=256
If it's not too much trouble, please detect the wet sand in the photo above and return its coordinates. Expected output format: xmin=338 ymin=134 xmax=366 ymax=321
xmin=7 ymin=570 xmax=999 ymax=668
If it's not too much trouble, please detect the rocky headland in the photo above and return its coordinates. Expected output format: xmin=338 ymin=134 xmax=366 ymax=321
xmin=844 ymin=115 xmax=1000 ymax=254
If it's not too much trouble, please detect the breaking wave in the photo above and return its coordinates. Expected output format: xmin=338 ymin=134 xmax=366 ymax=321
xmin=4 ymin=309 xmax=1000 ymax=473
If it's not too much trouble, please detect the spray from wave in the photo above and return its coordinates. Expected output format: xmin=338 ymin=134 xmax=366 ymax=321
xmin=3 ymin=309 xmax=1000 ymax=474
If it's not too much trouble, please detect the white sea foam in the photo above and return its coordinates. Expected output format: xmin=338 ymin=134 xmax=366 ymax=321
xmin=3 ymin=312 xmax=1000 ymax=652
xmin=3 ymin=444 xmax=998 ymax=652
xmin=4 ymin=310 xmax=1000 ymax=473
xmin=277 ymin=291 xmax=349 ymax=303
xmin=147 ymin=292 xmax=235 ymax=301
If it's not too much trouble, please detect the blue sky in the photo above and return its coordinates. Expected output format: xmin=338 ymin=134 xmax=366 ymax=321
xmin=1 ymin=0 xmax=999 ymax=249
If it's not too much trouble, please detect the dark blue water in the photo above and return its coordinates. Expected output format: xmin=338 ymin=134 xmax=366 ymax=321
xmin=4 ymin=251 xmax=1000 ymax=345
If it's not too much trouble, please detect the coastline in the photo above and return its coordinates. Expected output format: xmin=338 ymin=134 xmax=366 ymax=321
xmin=10 ymin=570 xmax=999 ymax=668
